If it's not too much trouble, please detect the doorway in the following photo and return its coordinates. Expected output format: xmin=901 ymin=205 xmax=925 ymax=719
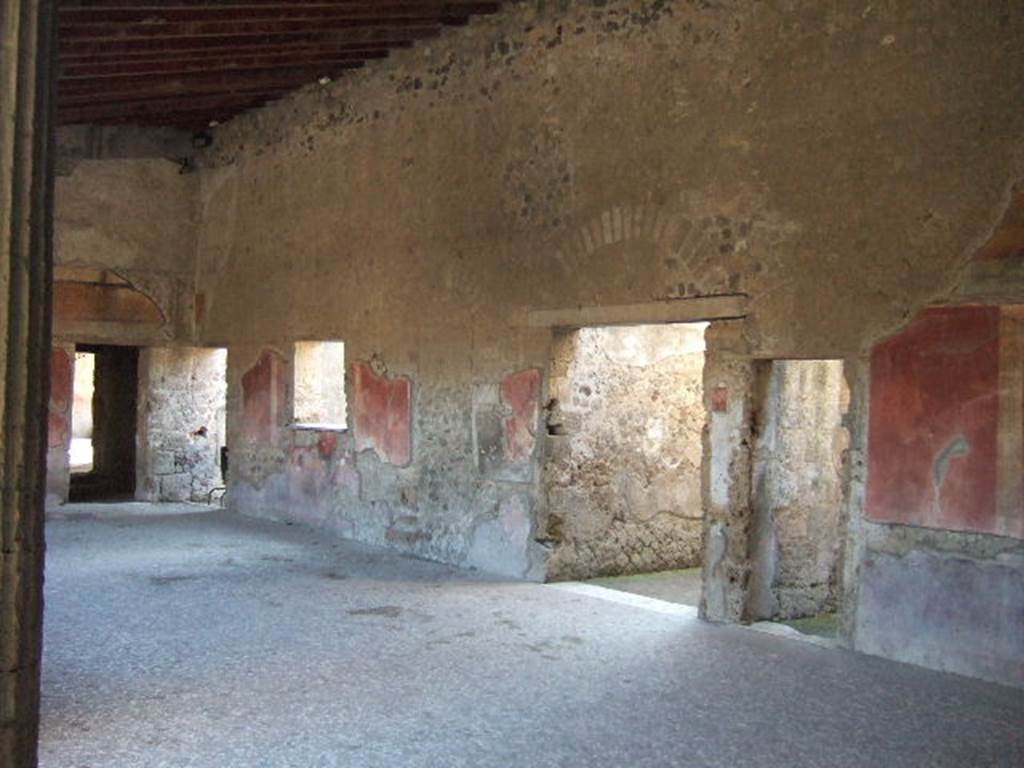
xmin=70 ymin=350 xmax=94 ymax=474
xmin=542 ymin=323 xmax=708 ymax=606
xmin=68 ymin=344 xmax=139 ymax=502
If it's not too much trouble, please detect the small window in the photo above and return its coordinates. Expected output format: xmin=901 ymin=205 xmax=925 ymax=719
xmin=292 ymin=341 xmax=347 ymax=430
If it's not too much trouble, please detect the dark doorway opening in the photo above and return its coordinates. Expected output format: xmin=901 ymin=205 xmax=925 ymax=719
xmin=69 ymin=344 xmax=140 ymax=502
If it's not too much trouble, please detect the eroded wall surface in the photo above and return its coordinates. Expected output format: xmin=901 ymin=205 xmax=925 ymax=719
xmin=747 ymin=360 xmax=848 ymax=621
xmin=226 ymin=346 xmax=544 ymax=578
xmin=192 ymin=0 xmax=1023 ymax=581
xmin=100 ymin=0 xmax=1024 ymax=677
xmin=137 ymin=347 xmax=227 ymax=502
xmin=543 ymin=325 xmax=705 ymax=580
xmin=198 ymin=0 xmax=1023 ymax=356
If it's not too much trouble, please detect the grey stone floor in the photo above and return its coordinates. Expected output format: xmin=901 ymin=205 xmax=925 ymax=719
xmin=42 ymin=504 xmax=1024 ymax=768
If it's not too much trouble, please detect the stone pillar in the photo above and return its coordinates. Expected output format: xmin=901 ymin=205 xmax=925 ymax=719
xmin=699 ymin=321 xmax=756 ymax=623
xmin=1 ymin=1 xmax=57 ymax=766
xmin=836 ymin=355 xmax=870 ymax=646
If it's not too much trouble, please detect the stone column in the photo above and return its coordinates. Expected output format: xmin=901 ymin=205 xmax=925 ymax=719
xmin=836 ymin=355 xmax=870 ymax=646
xmin=699 ymin=320 xmax=757 ymax=623
xmin=1 ymin=1 xmax=57 ymax=766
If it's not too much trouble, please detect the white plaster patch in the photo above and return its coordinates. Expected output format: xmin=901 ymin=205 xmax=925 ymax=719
xmin=546 ymin=582 xmax=699 ymax=619
xmin=710 ymin=403 xmax=743 ymax=508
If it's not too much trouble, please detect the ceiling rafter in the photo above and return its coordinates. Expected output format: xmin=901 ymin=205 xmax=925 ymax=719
xmin=57 ymin=0 xmax=502 ymax=129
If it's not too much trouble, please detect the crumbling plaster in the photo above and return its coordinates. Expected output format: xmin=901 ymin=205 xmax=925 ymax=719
xmin=841 ymin=356 xmax=1024 ymax=687
xmin=226 ymin=344 xmax=547 ymax=579
xmin=188 ymin=1 xmax=1024 ymax=588
xmin=45 ymin=345 xmax=74 ymax=507
xmin=190 ymin=1 xmax=1021 ymax=571
xmin=747 ymin=360 xmax=848 ymax=621
xmin=543 ymin=324 xmax=706 ymax=580
xmin=46 ymin=0 xmax=1024 ymax=683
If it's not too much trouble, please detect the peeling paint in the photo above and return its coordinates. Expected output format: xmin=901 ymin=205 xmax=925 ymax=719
xmin=352 ymin=361 xmax=412 ymax=466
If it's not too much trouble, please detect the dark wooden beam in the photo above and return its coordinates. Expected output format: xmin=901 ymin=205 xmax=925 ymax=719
xmin=58 ymin=38 xmax=407 ymax=62
xmin=59 ymin=65 xmax=361 ymax=106
xmin=59 ymin=3 xmax=500 ymax=23
xmin=58 ymin=0 xmax=494 ymax=7
xmin=60 ymin=50 xmax=387 ymax=79
xmin=59 ymin=26 xmax=441 ymax=56
xmin=59 ymin=91 xmax=281 ymax=123
xmin=53 ymin=0 xmax=503 ymax=127
xmin=60 ymin=19 xmax=456 ymax=41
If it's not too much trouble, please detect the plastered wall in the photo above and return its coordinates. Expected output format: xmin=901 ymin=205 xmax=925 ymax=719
xmin=54 ymin=151 xmax=198 ymax=346
xmin=190 ymin=0 xmax=1023 ymax=586
xmin=227 ymin=345 xmax=544 ymax=578
xmin=851 ymin=306 xmax=1024 ymax=685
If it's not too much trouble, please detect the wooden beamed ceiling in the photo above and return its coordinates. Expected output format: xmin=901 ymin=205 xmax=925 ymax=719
xmin=57 ymin=1 xmax=503 ymax=129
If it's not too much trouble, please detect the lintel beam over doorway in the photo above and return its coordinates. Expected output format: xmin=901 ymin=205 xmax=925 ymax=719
xmin=523 ymin=294 xmax=748 ymax=329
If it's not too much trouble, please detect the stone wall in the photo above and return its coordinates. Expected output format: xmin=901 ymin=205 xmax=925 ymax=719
xmin=137 ymin=347 xmax=227 ymax=502
xmin=190 ymin=0 xmax=1024 ymax=581
xmin=225 ymin=344 xmax=545 ymax=579
xmin=45 ymin=346 xmax=74 ymax=507
xmin=747 ymin=360 xmax=848 ymax=621
xmin=543 ymin=324 xmax=706 ymax=580
xmin=45 ymin=0 xmax=1024 ymax=682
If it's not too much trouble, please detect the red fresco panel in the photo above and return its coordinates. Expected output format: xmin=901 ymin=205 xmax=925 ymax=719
xmin=241 ymin=349 xmax=286 ymax=444
xmin=866 ymin=306 xmax=1001 ymax=534
xmin=48 ymin=349 xmax=73 ymax=449
xmin=996 ymin=307 xmax=1024 ymax=539
xmin=352 ymin=362 xmax=411 ymax=466
xmin=501 ymin=368 xmax=540 ymax=464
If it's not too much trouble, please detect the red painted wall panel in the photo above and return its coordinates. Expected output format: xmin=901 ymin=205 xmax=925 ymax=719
xmin=241 ymin=349 xmax=287 ymax=443
xmin=867 ymin=306 xmax=1002 ymax=534
xmin=48 ymin=348 xmax=73 ymax=450
xmin=352 ymin=362 xmax=411 ymax=466
xmin=501 ymin=368 xmax=540 ymax=464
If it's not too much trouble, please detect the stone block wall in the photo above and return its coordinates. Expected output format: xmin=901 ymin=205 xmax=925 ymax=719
xmin=137 ymin=347 xmax=227 ymax=502
xmin=747 ymin=360 xmax=848 ymax=620
xmin=543 ymin=324 xmax=706 ymax=580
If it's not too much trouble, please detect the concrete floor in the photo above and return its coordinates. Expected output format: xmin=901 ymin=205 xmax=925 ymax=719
xmin=42 ymin=504 xmax=1024 ymax=768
